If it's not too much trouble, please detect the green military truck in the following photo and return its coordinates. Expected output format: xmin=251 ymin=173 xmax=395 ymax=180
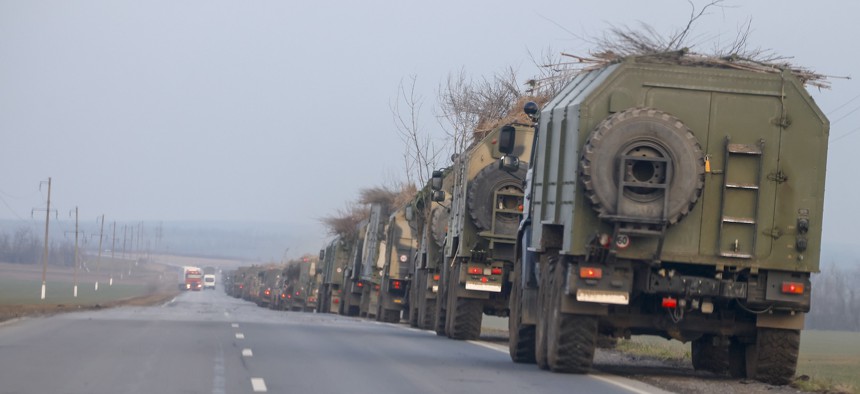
xmin=436 ymin=124 xmax=534 ymax=340
xmin=341 ymin=220 xmax=368 ymax=316
xmin=283 ymin=257 xmax=319 ymax=312
xmin=407 ymin=168 xmax=453 ymax=330
xmin=500 ymin=57 xmax=828 ymax=385
xmin=358 ymin=202 xmax=390 ymax=319
xmin=319 ymin=237 xmax=352 ymax=314
xmin=375 ymin=204 xmax=416 ymax=323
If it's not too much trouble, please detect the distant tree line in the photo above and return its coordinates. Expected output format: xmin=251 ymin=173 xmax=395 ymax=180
xmin=0 ymin=227 xmax=76 ymax=267
xmin=806 ymin=264 xmax=860 ymax=332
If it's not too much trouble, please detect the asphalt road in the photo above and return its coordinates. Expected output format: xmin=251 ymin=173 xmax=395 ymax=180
xmin=0 ymin=289 xmax=669 ymax=394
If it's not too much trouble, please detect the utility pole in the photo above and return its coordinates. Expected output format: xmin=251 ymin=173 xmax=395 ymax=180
xmin=37 ymin=177 xmax=53 ymax=300
xmin=95 ymin=214 xmax=105 ymax=291
xmin=67 ymin=207 xmax=82 ymax=298
xmin=110 ymin=221 xmax=116 ymax=286
xmin=122 ymin=225 xmax=128 ymax=278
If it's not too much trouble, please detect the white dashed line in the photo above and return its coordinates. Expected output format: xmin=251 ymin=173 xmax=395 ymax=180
xmin=235 ymin=333 xmax=245 ymax=339
xmin=242 ymin=348 xmax=253 ymax=357
xmin=231 ymin=323 xmax=239 ymax=328
xmin=250 ymin=378 xmax=267 ymax=392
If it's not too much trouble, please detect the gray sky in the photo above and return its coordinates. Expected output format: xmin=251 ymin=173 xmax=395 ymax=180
xmin=1 ymin=1 xmax=858 ymax=253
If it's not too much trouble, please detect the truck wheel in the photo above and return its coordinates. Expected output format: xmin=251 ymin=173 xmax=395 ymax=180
xmin=546 ymin=259 xmax=597 ymax=373
xmin=467 ymin=162 xmax=527 ymax=237
xmin=445 ymin=263 xmax=482 ymax=340
xmin=509 ymin=258 xmax=536 ymax=363
xmin=580 ymin=107 xmax=705 ymax=224
xmin=422 ymin=299 xmax=436 ymax=329
xmin=691 ymin=335 xmax=729 ymax=374
xmin=535 ymin=254 xmax=555 ymax=370
xmin=745 ymin=328 xmax=800 ymax=385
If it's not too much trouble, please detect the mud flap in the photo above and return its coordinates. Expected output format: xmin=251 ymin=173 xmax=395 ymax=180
xmin=756 ymin=312 xmax=805 ymax=330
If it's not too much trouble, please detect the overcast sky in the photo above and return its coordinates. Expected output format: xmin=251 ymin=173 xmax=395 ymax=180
xmin=1 ymin=1 xmax=858 ymax=253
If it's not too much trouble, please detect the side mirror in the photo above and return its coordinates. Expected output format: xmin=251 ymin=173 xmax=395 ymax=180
xmin=319 ymin=249 xmax=325 ymax=260
xmin=498 ymin=125 xmax=516 ymax=155
xmin=430 ymin=170 xmax=443 ymax=191
xmin=405 ymin=205 xmax=414 ymax=221
xmin=432 ymin=190 xmax=445 ymax=202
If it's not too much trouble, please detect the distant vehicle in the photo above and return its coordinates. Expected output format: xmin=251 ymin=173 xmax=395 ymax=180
xmin=180 ymin=266 xmax=203 ymax=291
xmin=203 ymin=274 xmax=216 ymax=290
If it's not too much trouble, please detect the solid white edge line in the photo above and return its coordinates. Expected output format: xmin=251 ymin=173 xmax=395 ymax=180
xmin=250 ymin=378 xmax=267 ymax=392
xmin=465 ymin=340 xmax=670 ymax=394
xmin=242 ymin=348 xmax=253 ymax=357
xmin=235 ymin=333 xmax=245 ymax=339
xmin=231 ymin=323 xmax=239 ymax=328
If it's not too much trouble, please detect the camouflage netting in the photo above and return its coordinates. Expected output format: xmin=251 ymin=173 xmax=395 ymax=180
xmin=531 ymin=22 xmax=831 ymax=91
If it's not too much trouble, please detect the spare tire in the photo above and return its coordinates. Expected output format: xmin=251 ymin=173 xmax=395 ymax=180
xmin=430 ymin=206 xmax=448 ymax=248
xmin=580 ymin=107 xmax=704 ymax=224
xmin=467 ymin=162 xmax=527 ymax=237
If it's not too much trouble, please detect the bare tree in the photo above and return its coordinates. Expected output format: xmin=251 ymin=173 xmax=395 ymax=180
xmin=391 ymin=75 xmax=444 ymax=188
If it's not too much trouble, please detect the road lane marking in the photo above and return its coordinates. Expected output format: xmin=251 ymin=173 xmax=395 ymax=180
xmin=250 ymin=378 xmax=267 ymax=392
xmin=212 ymin=342 xmax=226 ymax=394
xmin=231 ymin=323 xmax=239 ymax=328
xmin=242 ymin=348 xmax=253 ymax=357
xmin=235 ymin=333 xmax=245 ymax=339
xmin=465 ymin=340 xmax=669 ymax=394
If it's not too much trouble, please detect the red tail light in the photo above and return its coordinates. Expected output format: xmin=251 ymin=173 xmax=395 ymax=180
xmin=333 ymin=298 xmax=340 ymax=304
xmin=357 ymin=282 xmax=363 ymax=288
xmin=468 ymin=267 xmax=482 ymax=275
xmin=662 ymin=297 xmax=677 ymax=309
xmin=296 ymin=291 xmax=300 ymax=296
xmin=491 ymin=268 xmax=503 ymax=275
xmin=782 ymin=282 xmax=804 ymax=294
xmin=239 ymin=284 xmax=243 ymax=289
xmin=280 ymin=293 xmax=285 ymax=299
xmin=264 ymin=289 xmax=271 ymax=296
xmin=392 ymin=280 xmax=401 ymax=289
xmin=480 ymin=277 xmax=488 ymax=283
xmin=432 ymin=274 xmax=440 ymax=281
xmin=579 ymin=267 xmax=603 ymax=279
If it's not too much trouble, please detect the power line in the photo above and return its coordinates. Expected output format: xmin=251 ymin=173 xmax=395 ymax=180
xmin=831 ymin=125 xmax=860 ymax=142
xmin=831 ymin=104 xmax=860 ymax=125
xmin=828 ymin=93 xmax=860 ymax=115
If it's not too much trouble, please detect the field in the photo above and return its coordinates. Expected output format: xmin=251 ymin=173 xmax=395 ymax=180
xmin=622 ymin=330 xmax=860 ymax=393
xmin=0 ymin=258 xmax=179 ymax=321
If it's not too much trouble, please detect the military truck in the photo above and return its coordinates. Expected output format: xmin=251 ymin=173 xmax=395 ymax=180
xmin=407 ymin=168 xmax=453 ymax=330
xmin=282 ymin=257 xmax=319 ymax=312
xmin=318 ymin=237 xmax=353 ymax=313
xmin=358 ymin=202 xmax=391 ymax=319
xmin=340 ymin=220 xmax=369 ymax=316
xmin=375 ymin=204 xmax=416 ymax=323
xmin=435 ymin=124 xmax=534 ymax=340
xmin=499 ymin=57 xmax=828 ymax=385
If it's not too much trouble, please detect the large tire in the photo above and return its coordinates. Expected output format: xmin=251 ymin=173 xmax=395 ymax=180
xmin=509 ymin=257 xmax=536 ymax=363
xmin=546 ymin=259 xmax=597 ymax=373
xmin=467 ymin=162 xmax=527 ymax=237
xmin=692 ymin=335 xmax=729 ymax=374
xmin=535 ymin=254 xmax=554 ymax=369
xmin=745 ymin=328 xmax=800 ymax=385
xmin=444 ymin=262 xmax=482 ymax=340
xmin=430 ymin=206 xmax=448 ymax=248
xmin=422 ymin=299 xmax=436 ymax=329
xmin=580 ymin=107 xmax=705 ymax=224
xmin=381 ymin=308 xmax=400 ymax=323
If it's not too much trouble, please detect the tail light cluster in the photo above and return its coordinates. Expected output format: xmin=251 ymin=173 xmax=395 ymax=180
xmin=467 ymin=265 xmax=504 ymax=283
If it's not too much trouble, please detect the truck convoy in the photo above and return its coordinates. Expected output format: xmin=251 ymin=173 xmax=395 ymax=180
xmin=222 ymin=51 xmax=828 ymax=387
xmin=498 ymin=58 xmax=828 ymax=384
xmin=180 ymin=266 xmax=203 ymax=291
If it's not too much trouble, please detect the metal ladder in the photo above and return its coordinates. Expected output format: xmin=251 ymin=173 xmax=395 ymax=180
xmin=717 ymin=137 xmax=764 ymax=259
